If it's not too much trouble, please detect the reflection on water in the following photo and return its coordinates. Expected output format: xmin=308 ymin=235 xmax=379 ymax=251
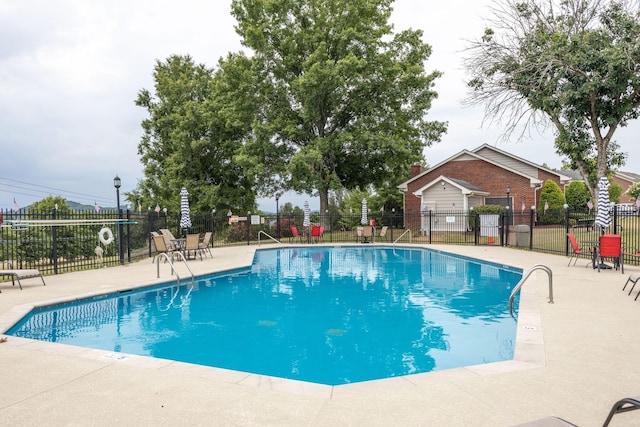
xmin=9 ymin=246 xmax=521 ymax=385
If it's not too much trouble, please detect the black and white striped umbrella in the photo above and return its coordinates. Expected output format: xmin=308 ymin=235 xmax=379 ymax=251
xmin=361 ymin=198 xmax=368 ymax=225
xmin=179 ymin=187 xmax=192 ymax=229
xmin=303 ymin=201 xmax=311 ymax=227
xmin=594 ymin=176 xmax=611 ymax=231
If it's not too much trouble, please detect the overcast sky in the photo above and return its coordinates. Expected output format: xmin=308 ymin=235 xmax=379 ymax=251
xmin=1 ymin=0 xmax=638 ymax=213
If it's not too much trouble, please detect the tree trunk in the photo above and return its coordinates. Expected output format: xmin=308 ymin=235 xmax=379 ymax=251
xmin=319 ymin=188 xmax=330 ymax=231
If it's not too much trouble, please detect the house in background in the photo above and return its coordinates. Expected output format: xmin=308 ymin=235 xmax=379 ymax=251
xmin=614 ymin=171 xmax=640 ymax=203
xmin=560 ymin=169 xmax=640 ymax=204
xmin=398 ymin=144 xmax=572 ymax=232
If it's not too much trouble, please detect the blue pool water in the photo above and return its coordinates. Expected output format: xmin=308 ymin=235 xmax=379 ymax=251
xmin=8 ymin=246 xmax=522 ymax=385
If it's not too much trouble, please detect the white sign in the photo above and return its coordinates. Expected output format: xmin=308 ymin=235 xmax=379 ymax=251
xmin=479 ymin=214 xmax=500 ymax=237
xmin=251 ymin=215 xmax=260 ymax=225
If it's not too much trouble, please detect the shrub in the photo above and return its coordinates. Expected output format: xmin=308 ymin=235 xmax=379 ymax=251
xmin=474 ymin=205 xmax=505 ymax=214
xmin=565 ymin=181 xmax=590 ymax=211
xmin=538 ymin=180 xmax=566 ymax=224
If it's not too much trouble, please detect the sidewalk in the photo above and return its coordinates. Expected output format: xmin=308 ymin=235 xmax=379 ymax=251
xmin=0 ymin=244 xmax=638 ymax=426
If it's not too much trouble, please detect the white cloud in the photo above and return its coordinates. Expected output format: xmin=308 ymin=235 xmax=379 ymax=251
xmin=1 ymin=0 xmax=638 ymax=211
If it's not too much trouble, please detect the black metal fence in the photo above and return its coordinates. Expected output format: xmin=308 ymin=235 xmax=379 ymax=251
xmin=2 ymin=206 xmax=639 ymax=278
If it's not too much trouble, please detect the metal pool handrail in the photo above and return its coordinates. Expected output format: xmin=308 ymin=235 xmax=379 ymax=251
xmin=258 ymin=231 xmax=281 ymax=246
xmin=156 ymin=252 xmax=195 ymax=285
xmin=509 ymin=264 xmax=553 ymax=319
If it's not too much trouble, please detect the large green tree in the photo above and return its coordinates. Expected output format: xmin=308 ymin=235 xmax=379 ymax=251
xmin=135 ymin=55 xmax=256 ymax=214
xmin=464 ymin=0 xmax=640 ymax=199
xmin=228 ymin=0 xmax=447 ymax=216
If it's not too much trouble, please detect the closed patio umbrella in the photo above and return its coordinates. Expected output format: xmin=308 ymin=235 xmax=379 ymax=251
xmin=361 ymin=198 xmax=368 ymax=225
xmin=303 ymin=201 xmax=311 ymax=228
xmin=179 ymin=187 xmax=192 ymax=232
xmin=361 ymin=198 xmax=370 ymax=242
xmin=303 ymin=201 xmax=311 ymax=243
xmin=594 ymin=176 xmax=611 ymax=233
xmin=594 ymin=176 xmax=612 ymax=269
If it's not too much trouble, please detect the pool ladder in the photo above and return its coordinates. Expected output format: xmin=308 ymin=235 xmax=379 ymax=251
xmin=509 ymin=264 xmax=553 ymax=319
xmin=156 ymin=252 xmax=195 ymax=286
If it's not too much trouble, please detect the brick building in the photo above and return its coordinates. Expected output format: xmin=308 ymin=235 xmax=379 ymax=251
xmin=613 ymin=171 xmax=640 ymax=204
xmin=398 ymin=144 xmax=572 ymax=232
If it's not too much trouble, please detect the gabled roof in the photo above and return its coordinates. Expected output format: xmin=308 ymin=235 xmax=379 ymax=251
xmin=558 ymin=170 xmax=640 ymax=184
xmin=398 ymin=144 xmax=556 ymax=191
xmin=559 ymin=169 xmax=583 ymax=181
xmin=616 ymin=171 xmax=640 ymax=183
xmin=412 ymin=175 xmax=490 ymax=197
xmin=472 ymin=144 xmax=572 ymax=182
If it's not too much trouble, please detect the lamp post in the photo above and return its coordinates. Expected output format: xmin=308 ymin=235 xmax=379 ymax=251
xmin=211 ymin=209 xmax=216 ymax=247
xmin=275 ymin=192 xmax=282 ymax=240
xmin=114 ymin=175 xmax=124 ymax=265
xmin=247 ymin=211 xmax=251 ymax=245
xmin=391 ymin=208 xmax=395 ymax=242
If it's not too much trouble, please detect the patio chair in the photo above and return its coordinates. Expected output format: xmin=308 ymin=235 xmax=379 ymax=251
xmin=311 ymin=225 xmax=324 ymax=243
xmin=622 ymin=273 xmax=640 ymax=300
xmin=199 ymin=231 xmax=213 ymax=258
xmin=378 ymin=225 xmax=389 ymax=241
xmin=159 ymin=228 xmax=178 ymax=250
xmin=597 ymin=234 xmax=623 ymax=273
xmin=152 ymin=235 xmax=177 ymax=263
xmin=566 ymin=233 xmax=584 ymax=267
xmin=514 ymin=395 xmax=640 ymax=427
xmin=362 ymin=225 xmax=373 ymax=243
xmin=355 ymin=227 xmax=363 ymax=243
xmin=602 ymin=396 xmax=640 ymax=426
xmin=290 ymin=226 xmax=302 ymax=243
xmin=0 ymin=267 xmax=46 ymax=291
xmin=184 ymin=233 xmax=202 ymax=260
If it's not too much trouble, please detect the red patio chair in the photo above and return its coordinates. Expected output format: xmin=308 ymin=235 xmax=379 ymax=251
xmin=290 ymin=226 xmax=302 ymax=243
xmin=598 ymin=234 xmax=623 ymax=273
xmin=566 ymin=233 xmax=583 ymax=267
xmin=311 ymin=225 xmax=324 ymax=243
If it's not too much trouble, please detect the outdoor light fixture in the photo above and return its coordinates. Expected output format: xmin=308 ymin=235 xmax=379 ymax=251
xmin=113 ymin=175 xmax=124 ymax=265
xmin=441 ymin=181 xmax=446 ymax=190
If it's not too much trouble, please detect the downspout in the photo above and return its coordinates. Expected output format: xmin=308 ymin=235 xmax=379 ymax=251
xmin=533 ymin=184 xmax=542 ymax=209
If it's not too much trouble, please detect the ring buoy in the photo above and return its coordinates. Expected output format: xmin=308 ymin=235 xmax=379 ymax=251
xmin=99 ymin=227 xmax=114 ymax=245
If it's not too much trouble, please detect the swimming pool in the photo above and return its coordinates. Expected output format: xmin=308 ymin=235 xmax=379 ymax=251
xmin=8 ymin=246 xmax=522 ymax=385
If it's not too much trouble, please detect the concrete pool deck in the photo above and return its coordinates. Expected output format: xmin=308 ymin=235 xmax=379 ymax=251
xmin=0 ymin=244 xmax=638 ymax=426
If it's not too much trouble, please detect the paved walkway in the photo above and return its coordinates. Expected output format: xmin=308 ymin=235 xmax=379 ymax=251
xmin=0 ymin=244 xmax=638 ymax=426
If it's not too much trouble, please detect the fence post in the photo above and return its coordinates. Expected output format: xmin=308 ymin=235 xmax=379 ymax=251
xmin=529 ymin=207 xmax=535 ymax=249
xmin=474 ymin=211 xmax=479 ymax=245
xmin=126 ymin=209 xmax=131 ymax=262
xmin=148 ymin=210 xmax=153 ymax=257
xmin=52 ymin=206 xmax=58 ymax=275
xmin=211 ymin=209 xmax=216 ymax=247
xmin=564 ymin=206 xmax=570 ymax=256
xmin=118 ymin=207 xmax=124 ymax=265
xmin=505 ymin=207 xmax=510 ymax=246
xmin=247 ymin=213 xmax=251 ymax=245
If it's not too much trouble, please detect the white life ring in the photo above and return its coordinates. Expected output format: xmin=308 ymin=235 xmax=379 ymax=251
xmin=99 ymin=227 xmax=114 ymax=245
